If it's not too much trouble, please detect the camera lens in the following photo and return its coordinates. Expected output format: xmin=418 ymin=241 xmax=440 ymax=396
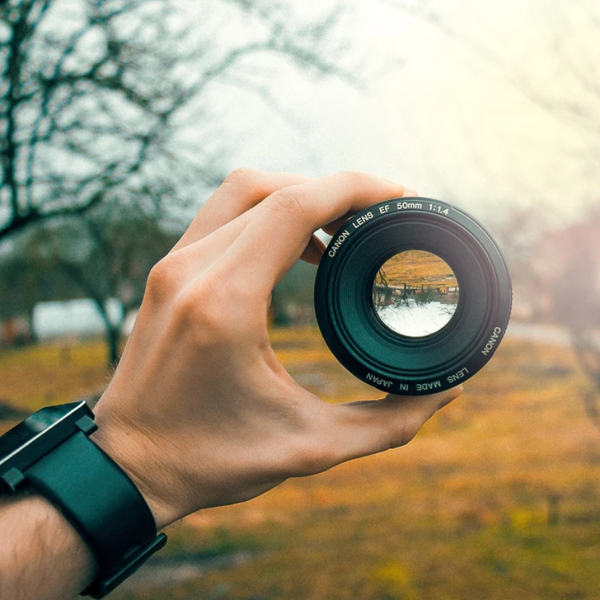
xmin=314 ymin=198 xmax=512 ymax=395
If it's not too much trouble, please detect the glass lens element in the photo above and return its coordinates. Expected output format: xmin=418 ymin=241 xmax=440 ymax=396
xmin=372 ymin=250 xmax=459 ymax=337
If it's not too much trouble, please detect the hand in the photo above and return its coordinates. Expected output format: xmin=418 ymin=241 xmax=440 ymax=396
xmin=92 ymin=170 xmax=462 ymax=530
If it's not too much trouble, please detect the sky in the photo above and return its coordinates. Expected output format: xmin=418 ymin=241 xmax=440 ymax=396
xmin=187 ymin=0 xmax=599 ymax=225
xmin=2 ymin=0 xmax=595 ymax=234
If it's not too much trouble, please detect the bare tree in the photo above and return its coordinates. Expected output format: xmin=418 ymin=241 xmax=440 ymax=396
xmin=1 ymin=0 xmax=210 ymax=241
xmin=1 ymin=0 xmax=353 ymax=363
xmin=538 ymin=213 xmax=600 ymax=427
xmin=0 ymin=0 xmax=352 ymax=242
xmin=20 ymin=203 xmax=179 ymax=364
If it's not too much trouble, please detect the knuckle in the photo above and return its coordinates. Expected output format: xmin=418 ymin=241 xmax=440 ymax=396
xmin=172 ymin=284 xmax=226 ymax=345
xmin=390 ymin=412 xmax=430 ymax=449
xmin=335 ymin=170 xmax=371 ymax=187
xmin=171 ymin=273 xmax=261 ymax=347
xmin=145 ymin=257 xmax=184 ymax=302
xmin=389 ymin=427 xmax=412 ymax=450
xmin=223 ymin=167 xmax=260 ymax=189
xmin=268 ymin=186 xmax=308 ymax=217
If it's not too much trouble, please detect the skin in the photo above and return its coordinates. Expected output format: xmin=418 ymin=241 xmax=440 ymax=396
xmin=0 ymin=170 xmax=462 ymax=600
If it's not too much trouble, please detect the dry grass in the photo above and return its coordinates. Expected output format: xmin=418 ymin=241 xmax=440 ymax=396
xmin=0 ymin=340 xmax=109 ymax=425
xmin=2 ymin=329 xmax=600 ymax=599
xmin=376 ymin=250 xmax=458 ymax=288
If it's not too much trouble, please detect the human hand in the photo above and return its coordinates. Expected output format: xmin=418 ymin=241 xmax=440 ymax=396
xmin=92 ymin=170 xmax=462 ymax=530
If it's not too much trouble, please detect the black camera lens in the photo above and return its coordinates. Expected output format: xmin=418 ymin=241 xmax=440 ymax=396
xmin=314 ymin=198 xmax=512 ymax=395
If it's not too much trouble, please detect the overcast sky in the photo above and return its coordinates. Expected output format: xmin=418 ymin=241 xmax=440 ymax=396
xmin=3 ymin=0 xmax=593 ymax=233
xmin=184 ymin=0 xmax=598 ymax=225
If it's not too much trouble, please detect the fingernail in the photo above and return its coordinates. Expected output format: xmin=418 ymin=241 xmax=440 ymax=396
xmin=403 ymin=188 xmax=418 ymax=197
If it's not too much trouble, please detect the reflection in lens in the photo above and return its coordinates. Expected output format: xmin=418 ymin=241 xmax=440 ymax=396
xmin=372 ymin=250 xmax=459 ymax=337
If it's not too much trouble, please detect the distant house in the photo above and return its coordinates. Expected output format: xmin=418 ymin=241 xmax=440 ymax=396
xmin=31 ymin=298 xmax=124 ymax=341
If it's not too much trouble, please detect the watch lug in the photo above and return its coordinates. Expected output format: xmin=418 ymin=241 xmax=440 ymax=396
xmin=2 ymin=467 xmax=26 ymax=492
xmin=75 ymin=415 xmax=98 ymax=436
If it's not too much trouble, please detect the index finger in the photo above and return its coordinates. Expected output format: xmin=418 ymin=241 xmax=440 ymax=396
xmin=224 ymin=172 xmax=409 ymax=289
xmin=172 ymin=170 xmax=311 ymax=252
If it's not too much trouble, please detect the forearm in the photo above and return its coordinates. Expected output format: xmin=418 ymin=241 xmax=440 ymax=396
xmin=0 ymin=492 xmax=97 ymax=600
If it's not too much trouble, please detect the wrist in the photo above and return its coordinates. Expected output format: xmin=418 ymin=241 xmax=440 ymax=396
xmin=90 ymin=409 xmax=178 ymax=531
xmin=1 ymin=400 xmax=170 ymax=599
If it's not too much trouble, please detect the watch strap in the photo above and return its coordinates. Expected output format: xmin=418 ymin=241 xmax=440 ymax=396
xmin=25 ymin=430 xmax=166 ymax=598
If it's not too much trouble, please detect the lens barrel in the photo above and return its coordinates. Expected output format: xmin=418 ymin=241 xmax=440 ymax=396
xmin=314 ymin=198 xmax=512 ymax=395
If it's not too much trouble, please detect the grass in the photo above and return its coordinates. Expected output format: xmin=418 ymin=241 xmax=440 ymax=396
xmin=376 ymin=250 xmax=458 ymax=288
xmin=2 ymin=329 xmax=600 ymax=599
xmin=0 ymin=339 xmax=109 ymax=417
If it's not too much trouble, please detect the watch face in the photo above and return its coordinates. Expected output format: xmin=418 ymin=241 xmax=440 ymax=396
xmin=0 ymin=402 xmax=89 ymax=475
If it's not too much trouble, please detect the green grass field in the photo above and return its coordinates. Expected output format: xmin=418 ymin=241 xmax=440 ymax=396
xmin=2 ymin=329 xmax=600 ymax=599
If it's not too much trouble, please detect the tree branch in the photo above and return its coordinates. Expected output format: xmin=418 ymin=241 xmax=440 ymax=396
xmin=0 ymin=190 xmax=104 ymax=241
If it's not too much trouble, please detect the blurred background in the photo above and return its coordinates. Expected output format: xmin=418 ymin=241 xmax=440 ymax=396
xmin=1 ymin=0 xmax=600 ymax=598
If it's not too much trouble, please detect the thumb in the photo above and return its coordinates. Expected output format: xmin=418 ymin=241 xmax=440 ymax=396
xmin=326 ymin=386 xmax=463 ymax=465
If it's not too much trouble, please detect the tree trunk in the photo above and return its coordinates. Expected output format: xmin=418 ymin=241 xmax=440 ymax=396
xmin=106 ymin=324 xmax=122 ymax=368
xmin=90 ymin=299 xmax=123 ymax=369
xmin=571 ymin=328 xmax=600 ymax=434
xmin=27 ymin=308 xmax=37 ymax=344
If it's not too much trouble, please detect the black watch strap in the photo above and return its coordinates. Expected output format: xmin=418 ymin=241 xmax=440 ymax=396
xmin=25 ymin=430 xmax=167 ymax=598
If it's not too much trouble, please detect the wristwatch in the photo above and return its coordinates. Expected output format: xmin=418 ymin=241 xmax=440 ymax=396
xmin=0 ymin=401 xmax=167 ymax=598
